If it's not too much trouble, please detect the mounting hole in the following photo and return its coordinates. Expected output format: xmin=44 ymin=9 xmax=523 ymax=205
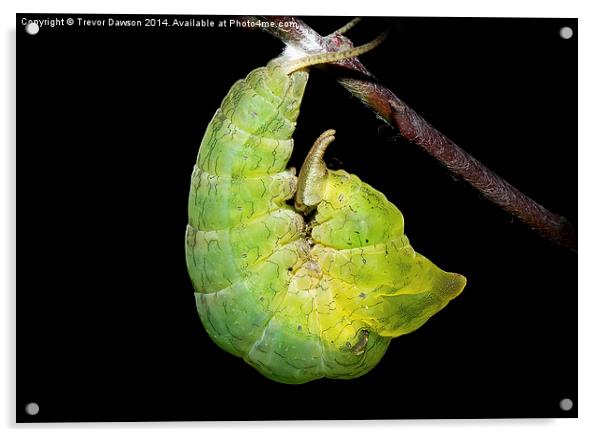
xmin=559 ymin=398 xmax=573 ymax=411
xmin=559 ymin=26 xmax=573 ymax=39
xmin=25 ymin=22 xmax=39 ymax=35
xmin=25 ymin=402 xmax=39 ymax=416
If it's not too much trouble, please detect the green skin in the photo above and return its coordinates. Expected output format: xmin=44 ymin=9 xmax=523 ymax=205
xmin=185 ymin=58 xmax=466 ymax=384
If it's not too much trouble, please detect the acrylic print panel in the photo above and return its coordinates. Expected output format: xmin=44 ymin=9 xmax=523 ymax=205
xmin=17 ymin=14 xmax=577 ymax=421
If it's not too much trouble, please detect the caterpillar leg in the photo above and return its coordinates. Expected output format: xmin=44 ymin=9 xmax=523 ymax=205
xmin=295 ymin=129 xmax=337 ymax=214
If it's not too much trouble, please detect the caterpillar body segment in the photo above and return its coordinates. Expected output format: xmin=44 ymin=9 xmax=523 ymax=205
xmin=298 ymin=131 xmax=466 ymax=338
xmin=186 ymin=60 xmax=309 ymax=353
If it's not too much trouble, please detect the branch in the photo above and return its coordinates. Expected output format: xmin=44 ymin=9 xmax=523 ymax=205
xmin=249 ymin=16 xmax=577 ymax=252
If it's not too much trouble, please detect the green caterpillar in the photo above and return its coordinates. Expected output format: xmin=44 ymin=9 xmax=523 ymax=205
xmin=185 ymin=26 xmax=466 ymax=384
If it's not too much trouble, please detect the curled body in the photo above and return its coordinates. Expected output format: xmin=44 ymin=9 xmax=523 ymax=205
xmin=186 ymin=44 xmax=466 ymax=384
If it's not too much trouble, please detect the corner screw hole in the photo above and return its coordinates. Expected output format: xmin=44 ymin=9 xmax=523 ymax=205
xmin=559 ymin=398 xmax=573 ymax=411
xmin=25 ymin=22 xmax=40 ymax=35
xmin=25 ymin=402 xmax=39 ymax=416
xmin=559 ymin=27 xmax=573 ymax=39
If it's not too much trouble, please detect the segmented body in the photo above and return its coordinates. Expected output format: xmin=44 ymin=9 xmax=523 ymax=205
xmin=186 ymin=57 xmax=466 ymax=384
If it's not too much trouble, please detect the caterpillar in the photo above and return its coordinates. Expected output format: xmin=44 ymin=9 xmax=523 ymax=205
xmin=185 ymin=22 xmax=467 ymax=384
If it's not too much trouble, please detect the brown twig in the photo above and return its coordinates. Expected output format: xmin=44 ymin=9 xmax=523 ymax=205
xmin=247 ymin=16 xmax=576 ymax=252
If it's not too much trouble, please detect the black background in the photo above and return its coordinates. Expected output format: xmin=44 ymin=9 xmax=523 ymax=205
xmin=17 ymin=14 xmax=577 ymax=421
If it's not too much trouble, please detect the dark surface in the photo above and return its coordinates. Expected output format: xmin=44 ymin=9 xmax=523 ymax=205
xmin=17 ymin=14 xmax=577 ymax=421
